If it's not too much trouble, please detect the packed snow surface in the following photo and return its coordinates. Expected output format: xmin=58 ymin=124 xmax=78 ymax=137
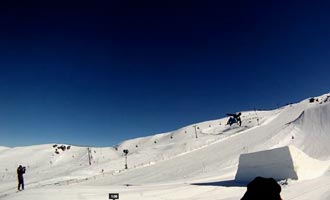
xmin=1 ymin=93 xmax=330 ymax=200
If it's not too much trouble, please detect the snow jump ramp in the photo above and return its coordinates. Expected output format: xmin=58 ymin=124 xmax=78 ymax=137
xmin=235 ymin=146 xmax=330 ymax=182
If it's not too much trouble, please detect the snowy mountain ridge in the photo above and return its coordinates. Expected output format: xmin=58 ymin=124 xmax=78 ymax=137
xmin=1 ymin=92 xmax=330 ymax=200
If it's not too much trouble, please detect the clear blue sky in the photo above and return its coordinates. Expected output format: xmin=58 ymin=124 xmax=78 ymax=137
xmin=0 ymin=1 xmax=329 ymax=147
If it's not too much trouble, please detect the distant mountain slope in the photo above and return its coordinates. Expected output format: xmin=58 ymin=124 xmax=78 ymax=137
xmin=1 ymin=93 xmax=330 ymax=189
xmin=85 ymin=94 xmax=330 ymax=185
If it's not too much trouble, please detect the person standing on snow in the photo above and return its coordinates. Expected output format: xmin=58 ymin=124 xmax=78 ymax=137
xmin=17 ymin=165 xmax=26 ymax=191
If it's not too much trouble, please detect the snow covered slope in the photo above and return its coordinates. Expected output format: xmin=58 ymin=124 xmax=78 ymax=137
xmin=1 ymin=93 xmax=330 ymax=200
xmin=291 ymin=99 xmax=330 ymax=160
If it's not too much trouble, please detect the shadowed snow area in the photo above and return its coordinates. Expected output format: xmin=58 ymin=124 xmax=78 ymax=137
xmin=1 ymin=93 xmax=330 ymax=200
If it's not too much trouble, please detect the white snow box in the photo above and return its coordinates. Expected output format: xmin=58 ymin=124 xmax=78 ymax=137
xmin=235 ymin=146 xmax=329 ymax=182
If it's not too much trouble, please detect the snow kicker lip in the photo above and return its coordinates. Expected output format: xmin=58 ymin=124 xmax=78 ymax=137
xmin=235 ymin=146 xmax=330 ymax=182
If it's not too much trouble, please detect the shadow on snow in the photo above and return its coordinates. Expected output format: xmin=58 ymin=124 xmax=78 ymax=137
xmin=191 ymin=180 xmax=246 ymax=187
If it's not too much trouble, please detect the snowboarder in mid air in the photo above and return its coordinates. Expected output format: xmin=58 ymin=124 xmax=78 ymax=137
xmin=226 ymin=112 xmax=242 ymax=126
xmin=17 ymin=165 xmax=25 ymax=191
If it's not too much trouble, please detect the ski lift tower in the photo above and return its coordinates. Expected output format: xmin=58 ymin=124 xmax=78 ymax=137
xmin=193 ymin=125 xmax=198 ymax=139
xmin=123 ymin=149 xmax=129 ymax=169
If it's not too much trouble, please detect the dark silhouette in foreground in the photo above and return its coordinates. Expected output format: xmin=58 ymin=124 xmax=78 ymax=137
xmin=241 ymin=177 xmax=282 ymax=200
xmin=17 ymin=165 xmax=25 ymax=191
